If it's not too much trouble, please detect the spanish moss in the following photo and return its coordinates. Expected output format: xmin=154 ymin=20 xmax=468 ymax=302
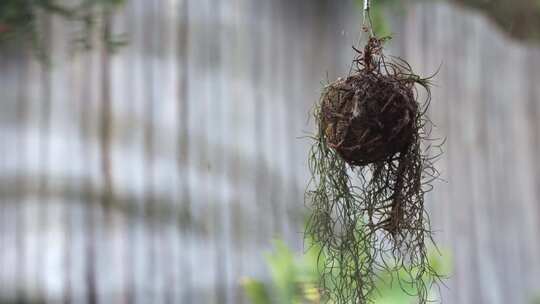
xmin=305 ymin=36 xmax=444 ymax=304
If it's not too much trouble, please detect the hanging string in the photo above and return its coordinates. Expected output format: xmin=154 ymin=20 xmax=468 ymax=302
xmin=353 ymin=0 xmax=372 ymax=50
xmin=362 ymin=0 xmax=374 ymax=37
xmin=350 ymin=0 xmax=374 ymax=75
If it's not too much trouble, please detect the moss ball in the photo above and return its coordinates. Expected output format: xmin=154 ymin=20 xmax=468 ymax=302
xmin=321 ymin=71 xmax=418 ymax=166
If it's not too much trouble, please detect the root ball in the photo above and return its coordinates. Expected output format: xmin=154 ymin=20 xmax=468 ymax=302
xmin=321 ymin=69 xmax=418 ymax=166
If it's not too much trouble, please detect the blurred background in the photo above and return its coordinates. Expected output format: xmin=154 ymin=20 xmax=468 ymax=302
xmin=1 ymin=0 xmax=540 ymax=303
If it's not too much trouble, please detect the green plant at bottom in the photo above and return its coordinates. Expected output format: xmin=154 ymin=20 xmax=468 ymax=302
xmin=243 ymin=239 xmax=451 ymax=304
xmin=243 ymin=240 xmax=322 ymax=304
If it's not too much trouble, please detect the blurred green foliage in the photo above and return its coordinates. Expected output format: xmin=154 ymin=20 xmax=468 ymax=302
xmin=243 ymin=239 xmax=451 ymax=304
xmin=454 ymin=0 xmax=540 ymax=42
xmin=0 ymin=0 xmax=126 ymax=57
xmin=355 ymin=0 xmax=540 ymax=42
xmin=354 ymin=0 xmax=404 ymax=37
xmin=243 ymin=240 xmax=322 ymax=304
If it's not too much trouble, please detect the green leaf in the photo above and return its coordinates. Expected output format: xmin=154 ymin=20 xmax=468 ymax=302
xmin=243 ymin=278 xmax=272 ymax=304
xmin=265 ymin=240 xmax=298 ymax=303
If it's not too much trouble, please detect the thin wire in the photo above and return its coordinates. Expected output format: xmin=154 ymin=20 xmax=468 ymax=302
xmin=350 ymin=0 xmax=374 ymax=76
xmin=355 ymin=0 xmax=374 ymax=50
xmin=363 ymin=0 xmax=370 ymax=25
xmin=363 ymin=0 xmax=374 ymax=37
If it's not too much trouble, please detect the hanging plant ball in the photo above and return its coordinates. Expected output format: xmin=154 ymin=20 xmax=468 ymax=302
xmin=321 ymin=65 xmax=418 ymax=166
xmin=306 ymin=35 xmax=443 ymax=304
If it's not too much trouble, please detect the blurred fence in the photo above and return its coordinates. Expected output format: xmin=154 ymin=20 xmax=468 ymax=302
xmin=401 ymin=3 xmax=540 ymax=304
xmin=0 ymin=0 xmax=539 ymax=303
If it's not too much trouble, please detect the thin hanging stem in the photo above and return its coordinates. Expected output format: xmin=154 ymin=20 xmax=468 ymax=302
xmin=362 ymin=0 xmax=374 ymax=37
xmin=350 ymin=0 xmax=375 ymax=76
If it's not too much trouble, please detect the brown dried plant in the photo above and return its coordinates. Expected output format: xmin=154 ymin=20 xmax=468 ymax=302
xmin=305 ymin=34 xmax=444 ymax=304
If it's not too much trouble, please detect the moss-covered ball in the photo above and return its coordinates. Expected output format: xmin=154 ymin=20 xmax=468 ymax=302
xmin=320 ymin=71 xmax=418 ymax=166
